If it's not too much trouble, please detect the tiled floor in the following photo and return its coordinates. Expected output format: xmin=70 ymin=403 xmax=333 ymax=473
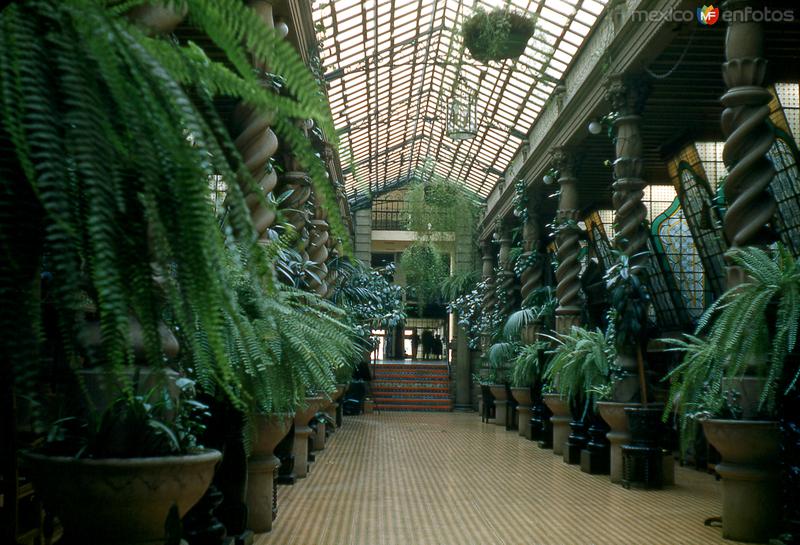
xmin=255 ymin=412 xmax=737 ymax=545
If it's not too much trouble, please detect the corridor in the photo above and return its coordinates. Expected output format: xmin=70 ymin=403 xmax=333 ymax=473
xmin=256 ymin=413 xmax=731 ymax=545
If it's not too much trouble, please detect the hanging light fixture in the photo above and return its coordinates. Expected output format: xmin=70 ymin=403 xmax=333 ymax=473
xmin=446 ymin=77 xmax=478 ymax=141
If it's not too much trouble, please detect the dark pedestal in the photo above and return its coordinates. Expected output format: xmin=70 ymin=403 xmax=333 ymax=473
xmin=506 ymin=385 xmax=518 ymax=431
xmin=536 ymin=402 xmax=553 ymax=449
xmin=480 ymin=385 xmax=495 ymax=423
xmin=183 ymin=485 xmax=229 ymax=545
xmin=275 ymin=423 xmax=296 ymax=485
xmin=564 ymin=404 xmax=588 ymax=464
xmin=580 ymin=415 xmax=610 ymax=475
xmin=621 ymin=406 xmax=664 ymax=489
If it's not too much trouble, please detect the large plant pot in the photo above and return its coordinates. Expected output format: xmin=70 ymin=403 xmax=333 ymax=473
xmin=542 ymin=394 xmax=570 ymax=456
xmin=622 ymin=406 xmax=666 ymax=489
xmin=24 ymin=449 xmax=220 ymax=545
xmin=511 ymin=387 xmax=533 ymax=438
xmin=598 ymin=401 xmax=639 ymax=483
xmin=489 ymin=384 xmax=509 ymax=427
xmin=701 ymin=418 xmax=780 ymax=543
xmin=247 ymin=414 xmax=293 ymax=533
xmin=292 ymin=397 xmax=326 ymax=478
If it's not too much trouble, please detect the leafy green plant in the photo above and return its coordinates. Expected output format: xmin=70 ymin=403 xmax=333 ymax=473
xmin=461 ymin=8 xmax=536 ymax=63
xmin=400 ymin=241 xmax=448 ymax=312
xmin=664 ymin=244 xmax=800 ymax=424
xmin=42 ymin=377 xmax=208 ymax=458
xmin=510 ymin=341 xmax=548 ymax=388
xmin=0 ymin=0 xmax=343 ymax=450
xmin=404 ymin=172 xmax=481 ymax=239
xmin=543 ymin=326 xmax=616 ymax=406
xmin=219 ymin=254 xmax=360 ymax=416
xmin=504 ymin=286 xmax=557 ymax=339
xmin=441 ymin=270 xmax=479 ymax=302
xmin=329 ymin=257 xmax=406 ymax=345
xmin=448 ymin=278 xmax=490 ymax=349
xmin=485 ymin=340 xmax=520 ymax=384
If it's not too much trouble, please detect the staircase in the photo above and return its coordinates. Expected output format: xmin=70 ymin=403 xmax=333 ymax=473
xmin=371 ymin=363 xmax=453 ymax=411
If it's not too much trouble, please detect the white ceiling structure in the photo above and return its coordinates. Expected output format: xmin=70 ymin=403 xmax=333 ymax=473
xmin=313 ymin=0 xmax=608 ymax=200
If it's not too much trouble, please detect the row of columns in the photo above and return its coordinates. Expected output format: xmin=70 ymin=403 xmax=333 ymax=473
xmin=479 ymin=0 xmax=777 ymax=381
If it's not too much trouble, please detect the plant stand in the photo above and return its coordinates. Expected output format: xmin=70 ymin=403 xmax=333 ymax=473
xmin=564 ymin=404 xmax=588 ymax=465
xmin=580 ymin=413 xmax=610 ymax=475
xmin=621 ymin=406 xmax=663 ymax=490
xmin=701 ymin=418 xmax=780 ymax=543
xmin=312 ymin=418 xmax=326 ymax=451
xmin=543 ymin=394 xmax=570 ymax=456
xmin=505 ymin=384 xmax=518 ymax=431
xmin=598 ymin=401 xmax=639 ymax=483
xmin=533 ymin=400 xmax=553 ymax=448
xmin=489 ymin=385 xmax=508 ymax=427
xmin=275 ymin=424 xmax=296 ymax=486
xmin=246 ymin=414 xmax=292 ymax=533
xmin=511 ymin=387 xmax=533 ymax=438
xmin=293 ymin=398 xmax=325 ymax=479
xmin=480 ymin=385 xmax=495 ymax=423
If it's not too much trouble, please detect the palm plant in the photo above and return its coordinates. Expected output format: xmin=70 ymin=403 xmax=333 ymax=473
xmin=0 ymin=0 xmax=340 ymax=447
xmin=485 ymin=340 xmax=520 ymax=384
xmin=543 ymin=326 xmax=616 ymax=407
xmin=503 ymin=286 xmax=557 ymax=339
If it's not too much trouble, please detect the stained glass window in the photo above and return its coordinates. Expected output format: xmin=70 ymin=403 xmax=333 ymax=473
xmin=667 ymin=145 xmax=727 ymax=303
xmin=584 ymin=210 xmax=614 ymax=271
xmin=766 ymin=84 xmax=800 ymax=256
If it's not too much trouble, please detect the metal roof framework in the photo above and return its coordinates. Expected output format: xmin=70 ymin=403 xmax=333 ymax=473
xmin=313 ymin=0 xmax=607 ymax=200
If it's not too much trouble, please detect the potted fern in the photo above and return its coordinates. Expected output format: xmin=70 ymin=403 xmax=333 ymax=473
xmin=509 ymin=341 xmax=548 ymax=438
xmin=543 ymin=327 xmax=615 ymax=463
xmin=664 ymin=245 xmax=799 ymax=542
xmin=1 ymin=0 xmax=339 ymax=542
xmin=485 ymin=341 xmax=517 ymax=427
xmin=461 ymin=7 xmax=536 ymax=63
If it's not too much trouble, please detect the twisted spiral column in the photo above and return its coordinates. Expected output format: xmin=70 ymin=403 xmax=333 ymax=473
xmin=497 ymin=228 xmax=517 ymax=319
xmin=480 ymin=240 xmax=497 ymax=350
xmin=306 ymin=203 xmax=330 ymax=296
xmin=230 ymin=1 xmax=283 ymax=241
xmin=553 ymin=149 xmax=582 ymax=334
xmin=607 ymin=77 xmax=650 ymax=273
xmin=720 ymin=0 xmax=776 ymax=287
xmin=519 ymin=203 xmax=544 ymax=303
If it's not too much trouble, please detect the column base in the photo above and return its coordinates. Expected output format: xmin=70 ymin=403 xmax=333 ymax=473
xmin=516 ymin=405 xmax=532 ymax=437
xmin=292 ymin=427 xmax=312 ymax=478
xmin=246 ymin=455 xmax=281 ymax=533
xmin=494 ymin=400 xmax=508 ymax=427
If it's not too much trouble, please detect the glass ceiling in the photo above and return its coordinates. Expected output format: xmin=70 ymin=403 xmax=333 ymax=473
xmin=313 ymin=0 xmax=608 ymax=199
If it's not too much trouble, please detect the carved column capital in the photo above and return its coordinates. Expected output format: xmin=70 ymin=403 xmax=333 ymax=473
xmin=605 ymin=74 xmax=649 ymax=118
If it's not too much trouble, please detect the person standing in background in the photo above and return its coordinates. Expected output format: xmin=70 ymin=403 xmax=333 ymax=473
xmin=411 ymin=329 xmax=420 ymax=359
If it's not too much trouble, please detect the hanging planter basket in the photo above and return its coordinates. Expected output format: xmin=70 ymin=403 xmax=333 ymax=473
xmin=462 ymin=8 xmax=536 ymax=63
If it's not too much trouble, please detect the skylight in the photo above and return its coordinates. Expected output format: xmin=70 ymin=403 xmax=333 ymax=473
xmin=313 ymin=0 xmax=608 ymax=200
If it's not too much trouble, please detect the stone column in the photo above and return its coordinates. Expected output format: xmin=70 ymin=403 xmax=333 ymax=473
xmin=606 ymin=75 xmax=650 ymax=385
xmin=720 ymin=0 xmax=776 ymax=287
xmin=607 ymin=76 xmax=649 ymax=269
xmin=519 ymin=200 xmax=544 ymax=308
xmin=552 ymin=148 xmax=582 ymax=334
xmin=496 ymin=224 xmax=517 ymax=321
xmin=480 ymin=240 xmax=497 ymax=350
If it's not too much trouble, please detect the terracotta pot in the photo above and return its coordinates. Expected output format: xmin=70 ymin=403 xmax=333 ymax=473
xmin=489 ymin=385 xmax=509 ymax=427
xmin=701 ymin=418 xmax=780 ymax=543
xmin=292 ymin=397 xmax=326 ymax=478
xmin=511 ymin=387 xmax=533 ymax=438
xmin=24 ymin=449 xmax=220 ymax=545
xmin=542 ymin=394 xmax=571 ymax=456
xmin=247 ymin=414 xmax=293 ymax=533
xmin=597 ymin=401 xmax=640 ymax=484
